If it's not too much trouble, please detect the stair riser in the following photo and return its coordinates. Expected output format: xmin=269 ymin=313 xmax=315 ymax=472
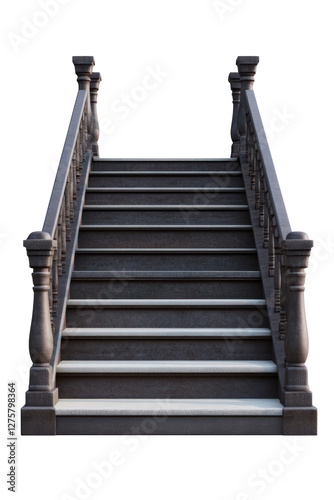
xmin=81 ymin=209 xmax=251 ymax=225
xmin=78 ymin=229 xmax=255 ymax=248
xmin=85 ymin=192 xmax=248 ymax=205
xmin=61 ymin=338 xmax=272 ymax=361
xmin=56 ymin=415 xmax=282 ymax=435
xmin=91 ymin=161 xmax=241 ymax=172
xmin=88 ymin=175 xmax=244 ymax=188
xmin=74 ymin=253 xmax=260 ymax=271
xmin=70 ymin=279 xmax=264 ymax=299
xmin=66 ymin=307 xmax=269 ymax=329
xmin=56 ymin=374 xmax=278 ymax=399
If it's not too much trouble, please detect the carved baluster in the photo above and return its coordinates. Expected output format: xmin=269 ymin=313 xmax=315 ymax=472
xmin=69 ymin=162 xmax=74 ymax=222
xmin=228 ymin=72 xmax=241 ymax=158
xmin=61 ymin=202 xmax=66 ymax=272
xmin=57 ymin=214 xmax=62 ymax=276
xmin=72 ymin=56 xmax=95 ymax=147
xmin=274 ymin=232 xmax=281 ymax=312
xmin=268 ymin=215 xmax=275 ymax=276
xmin=236 ymin=56 xmax=259 ymax=165
xmin=282 ymin=232 xmax=313 ymax=408
xmin=72 ymin=149 xmax=77 ymax=202
xmin=52 ymin=241 xmax=58 ymax=320
xmin=263 ymin=187 xmax=270 ymax=248
xmin=255 ymin=153 xmax=261 ymax=209
xmin=279 ymin=257 xmax=288 ymax=340
xmin=22 ymin=232 xmax=58 ymax=428
xmin=90 ymin=72 xmax=102 ymax=157
xmin=259 ymin=170 xmax=265 ymax=227
xmin=65 ymin=177 xmax=71 ymax=241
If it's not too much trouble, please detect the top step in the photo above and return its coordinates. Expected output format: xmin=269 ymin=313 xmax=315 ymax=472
xmin=91 ymin=159 xmax=240 ymax=172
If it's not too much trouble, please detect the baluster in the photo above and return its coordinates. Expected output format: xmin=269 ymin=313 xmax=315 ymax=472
xmin=57 ymin=214 xmax=62 ymax=275
xmin=263 ymin=187 xmax=270 ymax=248
xmin=69 ymin=162 xmax=74 ymax=222
xmin=236 ymin=56 xmax=259 ymax=165
xmin=228 ymin=72 xmax=241 ymax=158
xmin=282 ymin=232 xmax=313 ymax=408
xmin=259 ymin=170 xmax=264 ymax=227
xmin=279 ymin=256 xmax=287 ymax=340
xmin=255 ymin=153 xmax=261 ymax=209
xmin=274 ymin=232 xmax=281 ymax=312
xmin=90 ymin=72 xmax=102 ymax=157
xmin=268 ymin=215 xmax=275 ymax=276
xmin=52 ymin=242 xmax=58 ymax=320
xmin=61 ymin=202 xmax=66 ymax=272
xmin=72 ymin=149 xmax=77 ymax=202
xmin=23 ymin=232 xmax=57 ymax=415
xmin=73 ymin=56 xmax=95 ymax=147
xmin=65 ymin=178 xmax=71 ymax=242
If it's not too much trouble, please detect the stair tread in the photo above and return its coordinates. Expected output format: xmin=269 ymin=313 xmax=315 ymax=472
xmin=62 ymin=327 xmax=271 ymax=338
xmin=94 ymin=158 xmax=239 ymax=162
xmin=71 ymin=270 xmax=261 ymax=279
xmin=90 ymin=171 xmax=242 ymax=176
xmin=57 ymin=360 xmax=277 ymax=374
xmin=55 ymin=398 xmax=282 ymax=416
xmin=83 ymin=205 xmax=249 ymax=210
xmin=86 ymin=187 xmax=246 ymax=192
xmin=67 ymin=299 xmax=266 ymax=308
xmin=75 ymin=248 xmax=257 ymax=254
xmin=79 ymin=224 xmax=253 ymax=230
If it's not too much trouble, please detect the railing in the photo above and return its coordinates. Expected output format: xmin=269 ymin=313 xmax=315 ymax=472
xmin=23 ymin=57 xmax=101 ymax=411
xmin=229 ymin=57 xmax=313 ymax=408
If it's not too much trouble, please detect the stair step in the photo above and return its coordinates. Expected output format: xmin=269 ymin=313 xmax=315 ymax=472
xmin=62 ymin=327 xmax=271 ymax=339
xmin=74 ymin=248 xmax=259 ymax=272
xmin=85 ymin=188 xmax=247 ymax=206
xmin=57 ymin=359 xmax=276 ymax=374
xmin=91 ymin=158 xmax=240 ymax=172
xmin=67 ymin=299 xmax=266 ymax=308
xmin=70 ymin=270 xmax=264 ymax=299
xmin=55 ymin=398 xmax=283 ymax=416
xmin=71 ymin=270 xmax=261 ymax=279
xmin=78 ymin=227 xmax=256 ymax=249
xmin=81 ymin=205 xmax=251 ymax=225
xmin=88 ymin=171 xmax=244 ymax=188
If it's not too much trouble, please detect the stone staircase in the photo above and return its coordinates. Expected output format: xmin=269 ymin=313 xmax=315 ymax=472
xmin=21 ymin=56 xmax=317 ymax=435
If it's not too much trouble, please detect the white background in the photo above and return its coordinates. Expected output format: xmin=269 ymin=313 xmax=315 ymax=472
xmin=1 ymin=0 xmax=333 ymax=499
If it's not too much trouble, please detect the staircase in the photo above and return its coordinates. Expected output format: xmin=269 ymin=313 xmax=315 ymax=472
xmin=21 ymin=56 xmax=317 ymax=435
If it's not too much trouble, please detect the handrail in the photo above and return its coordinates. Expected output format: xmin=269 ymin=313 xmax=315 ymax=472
xmin=229 ymin=56 xmax=314 ymax=409
xmin=23 ymin=57 xmax=101 ymax=413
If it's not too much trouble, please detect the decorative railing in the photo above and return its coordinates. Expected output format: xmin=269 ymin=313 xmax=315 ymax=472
xmin=229 ymin=57 xmax=313 ymax=408
xmin=23 ymin=57 xmax=101 ymax=412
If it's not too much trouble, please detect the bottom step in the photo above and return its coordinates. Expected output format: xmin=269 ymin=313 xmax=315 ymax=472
xmin=55 ymin=398 xmax=283 ymax=435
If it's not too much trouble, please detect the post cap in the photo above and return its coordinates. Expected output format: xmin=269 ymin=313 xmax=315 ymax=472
xmin=236 ymin=56 xmax=260 ymax=65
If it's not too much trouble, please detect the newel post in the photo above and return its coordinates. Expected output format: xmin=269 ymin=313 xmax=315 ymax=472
xmin=282 ymin=232 xmax=313 ymax=407
xmin=21 ymin=232 xmax=58 ymax=435
xmin=236 ymin=56 xmax=259 ymax=163
xmin=90 ymin=72 xmax=102 ymax=157
xmin=228 ymin=72 xmax=241 ymax=158
xmin=72 ymin=56 xmax=95 ymax=147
